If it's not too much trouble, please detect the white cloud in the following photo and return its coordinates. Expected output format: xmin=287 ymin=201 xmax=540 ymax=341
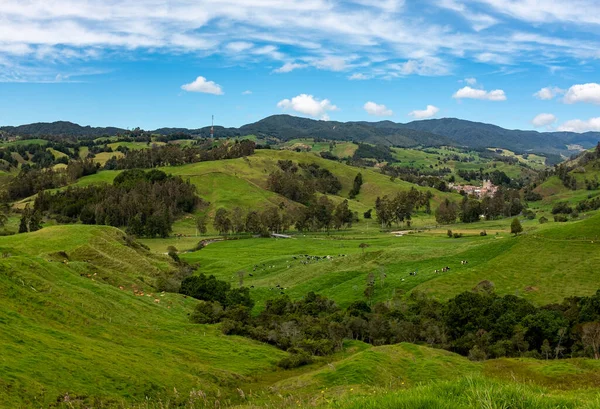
xmin=181 ymin=76 xmax=223 ymax=95
xmin=532 ymin=113 xmax=557 ymax=128
xmin=453 ymin=86 xmax=506 ymax=101
xmin=558 ymin=118 xmax=600 ymax=133
xmin=313 ymin=56 xmax=349 ymax=71
xmin=408 ymin=105 xmax=439 ymax=119
xmin=348 ymin=73 xmax=371 ymax=80
xmin=534 ymin=86 xmax=564 ymax=100
xmin=242 ymin=90 xmax=252 ymax=95
xmin=563 ymin=83 xmax=600 ymax=105
xmin=273 ymin=62 xmax=306 ymax=73
xmin=277 ymin=94 xmax=338 ymax=120
xmin=1 ymin=0 xmax=600 ymax=83
xmin=226 ymin=42 xmax=254 ymax=52
xmin=475 ymin=52 xmax=512 ymax=65
xmin=364 ymin=101 xmax=393 ymax=117
xmin=465 ymin=77 xmax=477 ymax=85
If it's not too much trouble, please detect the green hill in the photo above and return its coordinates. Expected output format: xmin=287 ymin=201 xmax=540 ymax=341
xmin=0 ymin=225 xmax=286 ymax=407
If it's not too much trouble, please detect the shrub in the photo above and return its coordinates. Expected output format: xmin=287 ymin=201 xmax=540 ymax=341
xmin=539 ymin=216 xmax=548 ymax=224
xmin=453 ymin=233 xmax=462 ymax=238
xmin=554 ymin=215 xmax=568 ymax=222
xmin=480 ymin=230 xmax=487 ymax=236
xmin=447 ymin=229 xmax=453 ymax=238
xmin=190 ymin=301 xmax=223 ymax=324
xmin=277 ymin=351 xmax=313 ymax=369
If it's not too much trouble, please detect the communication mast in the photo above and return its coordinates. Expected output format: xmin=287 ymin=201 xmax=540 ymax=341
xmin=210 ymin=115 xmax=214 ymax=138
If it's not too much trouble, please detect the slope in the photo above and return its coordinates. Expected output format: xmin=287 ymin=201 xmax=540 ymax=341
xmin=0 ymin=225 xmax=286 ymax=408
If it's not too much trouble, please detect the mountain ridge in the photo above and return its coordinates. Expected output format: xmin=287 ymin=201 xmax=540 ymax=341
xmin=2 ymin=115 xmax=599 ymax=156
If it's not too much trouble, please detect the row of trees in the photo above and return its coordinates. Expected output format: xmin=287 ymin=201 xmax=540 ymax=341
xmin=435 ymin=188 xmax=524 ymax=225
xmin=211 ymin=197 xmax=357 ymax=235
xmin=104 ymin=140 xmax=255 ymax=169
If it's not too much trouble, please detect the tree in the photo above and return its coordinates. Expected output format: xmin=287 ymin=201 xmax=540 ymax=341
xmin=231 ymin=207 xmax=245 ymax=234
xmin=18 ymin=206 xmax=30 ymax=233
xmin=349 ymin=172 xmax=363 ymax=199
xmin=195 ymin=214 xmax=208 ymax=235
xmin=28 ymin=211 xmax=42 ymax=232
xmin=510 ymin=218 xmax=523 ymax=236
xmin=435 ymin=199 xmax=458 ymax=224
xmin=541 ymin=339 xmax=552 ymax=360
xmin=582 ymin=322 xmax=600 ymax=359
xmin=213 ymin=208 xmax=232 ymax=235
xmin=334 ymin=199 xmax=353 ymax=230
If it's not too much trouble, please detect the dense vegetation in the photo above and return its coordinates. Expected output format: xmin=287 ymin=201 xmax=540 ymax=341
xmin=34 ymin=169 xmax=200 ymax=237
xmin=186 ymin=274 xmax=600 ymax=366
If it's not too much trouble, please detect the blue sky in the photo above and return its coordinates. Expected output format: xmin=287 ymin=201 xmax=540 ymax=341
xmin=1 ymin=0 xmax=600 ymax=132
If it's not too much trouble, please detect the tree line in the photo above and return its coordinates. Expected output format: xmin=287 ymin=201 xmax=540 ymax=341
xmin=435 ymin=188 xmax=523 ymax=225
xmin=182 ymin=274 xmax=600 ymax=367
xmin=210 ymin=197 xmax=357 ymax=235
xmin=374 ymin=188 xmax=433 ymax=228
xmin=104 ymin=140 xmax=255 ymax=170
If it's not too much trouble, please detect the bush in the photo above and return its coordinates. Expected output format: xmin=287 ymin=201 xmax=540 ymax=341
xmin=447 ymin=229 xmax=453 ymax=238
xmin=539 ymin=216 xmax=548 ymax=224
xmin=552 ymin=202 xmax=573 ymax=215
xmin=190 ymin=301 xmax=223 ymax=324
xmin=554 ymin=215 xmax=568 ymax=222
xmin=453 ymin=233 xmax=462 ymax=238
xmin=277 ymin=352 xmax=313 ymax=369
xmin=480 ymin=230 xmax=487 ymax=236
xmin=468 ymin=345 xmax=487 ymax=361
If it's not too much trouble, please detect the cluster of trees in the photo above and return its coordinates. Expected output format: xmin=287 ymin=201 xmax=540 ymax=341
xmin=380 ymin=165 xmax=451 ymax=192
xmin=267 ymin=160 xmax=342 ymax=205
xmin=33 ymin=169 xmax=200 ymax=237
xmin=555 ymin=164 xmax=578 ymax=190
xmin=211 ymin=197 xmax=358 ymax=235
xmin=188 ymin=282 xmax=600 ymax=364
xmin=435 ymin=188 xmax=524 ymax=225
xmin=374 ymin=188 xmax=432 ymax=228
xmin=104 ymin=140 xmax=255 ymax=169
xmin=4 ymin=159 xmax=100 ymax=202
xmin=352 ymin=143 xmax=394 ymax=162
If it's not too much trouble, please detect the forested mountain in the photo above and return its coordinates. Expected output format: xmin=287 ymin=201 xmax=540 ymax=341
xmin=401 ymin=118 xmax=600 ymax=156
xmin=3 ymin=115 xmax=599 ymax=155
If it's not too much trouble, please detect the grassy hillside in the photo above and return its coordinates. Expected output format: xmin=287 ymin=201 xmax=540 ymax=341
xmin=2 ymin=223 xmax=600 ymax=407
xmin=72 ymin=149 xmax=461 ymax=225
xmin=178 ymin=212 xmax=600 ymax=308
xmin=0 ymin=225 xmax=287 ymax=408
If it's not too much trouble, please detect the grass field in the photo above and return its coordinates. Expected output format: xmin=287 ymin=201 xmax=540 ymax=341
xmin=175 ymin=211 xmax=600 ymax=309
xmin=5 ymin=144 xmax=600 ymax=408
xmin=2 ymin=217 xmax=600 ymax=407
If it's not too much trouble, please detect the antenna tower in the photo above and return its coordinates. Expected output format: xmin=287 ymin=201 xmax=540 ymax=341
xmin=210 ymin=115 xmax=214 ymax=138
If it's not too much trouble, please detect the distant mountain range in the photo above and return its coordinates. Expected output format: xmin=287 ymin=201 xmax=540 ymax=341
xmin=2 ymin=115 xmax=599 ymax=158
